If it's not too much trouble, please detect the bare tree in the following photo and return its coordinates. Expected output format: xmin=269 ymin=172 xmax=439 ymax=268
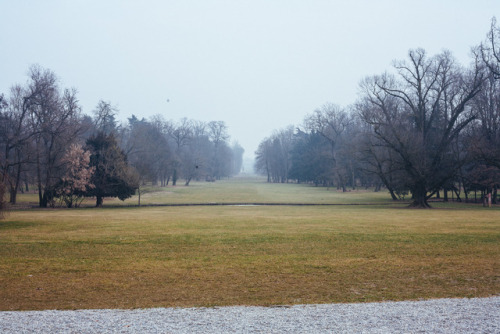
xmin=24 ymin=65 xmax=84 ymax=207
xmin=0 ymin=86 xmax=35 ymax=204
xmin=231 ymin=142 xmax=245 ymax=175
xmin=168 ymin=118 xmax=193 ymax=185
xmin=254 ymin=138 xmax=272 ymax=182
xmin=181 ymin=121 xmax=209 ymax=185
xmin=304 ymin=104 xmax=353 ymax=190
xmin=125 ymin=116 xmax=171 ymax=197
xmin=358 ymin=49 xmax=484 ymax=207
xmin=254 ymin=126 xmax=294 ymax=183
xmin=207 ymin=121 xmax=230 ymax=180
xmin=0 ymin=94 xmax=8 ymax=216
xmin=480 ymin=17 xmax=500 ymax=79
xmin=93 ymin=100 xmax=118 ymax=134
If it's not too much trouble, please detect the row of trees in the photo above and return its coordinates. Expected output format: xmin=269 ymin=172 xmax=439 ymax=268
xmin=255 ymin=19 xmax=500 ymax=208
xmin=0 ymin=66 xmax=244 ymax=209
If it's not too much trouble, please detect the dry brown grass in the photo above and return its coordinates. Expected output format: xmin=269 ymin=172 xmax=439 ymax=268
xmin=1 ymin=204 xmax=499 ymax=311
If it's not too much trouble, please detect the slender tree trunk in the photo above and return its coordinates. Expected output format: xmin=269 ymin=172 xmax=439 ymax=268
xmin=388 ymin=188 xmax=398 ymax=201
xmin=0 ymin=182 xmax=6 ymax=218
xmin=138 ymin=186 xmax=141 ymax=207
xmin=172 ymin=169 xmax=177 ymax=186
xmin=11 ymin=161 xmax=22 ymax=204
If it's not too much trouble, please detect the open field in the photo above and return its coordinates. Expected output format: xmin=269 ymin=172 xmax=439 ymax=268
xmin=1 ymin=177 xmax=499 ymax=310
xmin=12 ymin=176 xmax=396 ymax=207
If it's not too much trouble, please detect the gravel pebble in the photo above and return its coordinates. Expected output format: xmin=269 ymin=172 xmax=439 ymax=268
xmin=1 ymin=297 xmax=498 ymax=333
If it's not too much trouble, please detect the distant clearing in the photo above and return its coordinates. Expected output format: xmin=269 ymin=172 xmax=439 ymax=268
xmin=1 ymin=177 xmax=499 ymax=310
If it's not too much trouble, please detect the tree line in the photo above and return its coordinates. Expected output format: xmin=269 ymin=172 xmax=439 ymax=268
xmin=255 ymin=19 xmax=500 ymax=208
xmin=0 ymin=66 xmax=244 ymax=208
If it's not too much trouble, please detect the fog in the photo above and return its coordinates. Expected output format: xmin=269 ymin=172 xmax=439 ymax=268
xmin=1 ymin=0 xmax=497 ymax=159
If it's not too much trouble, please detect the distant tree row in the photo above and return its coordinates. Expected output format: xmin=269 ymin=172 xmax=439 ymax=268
xmin=122 ymin=115 xmax=244 ymax=205
xmin=255 ymin=18 xmax=500 ymax=208
xmin=0 ymin=66 xmax=243 ymax=209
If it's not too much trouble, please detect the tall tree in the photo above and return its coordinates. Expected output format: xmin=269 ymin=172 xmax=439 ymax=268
xmin=358 ymin=49 xmax=484 ymax=207
xmin=93 ymin=100 xmax=118 ymax=135
xmin=167 ymin=118 xmax=193 ymax=185
xmin=181 ymin=121 xmax=210 ymax=185
xmin=0 ymin=85 xmax=38 ymax=204
xmin=304 ymin=104 xmax=353 ymax=190
xmin=231 ymin=142 xmax=245 ymax=175
xmin=25 ymin=65 xmax=84 ymax=207
xmin=207 ymin=121 xmax=230 ymax=180
xmin=254 ymin=138 xmax=272 ymax=182
xmin=125 ymin=116 xmax=171 ymax=200
xmin=289 ymin=130 xmax=333 ymax=185
xmin=480 ymin=17 xmax=500 ymax=79
xmin=254 ymin=126 xmax=294 ymax=183
xmin=0 ymin=94 xmax=8 ymax=216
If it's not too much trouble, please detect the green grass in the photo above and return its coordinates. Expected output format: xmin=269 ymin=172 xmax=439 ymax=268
xmin=125 ymin=176 xmax=399 ymax=206
xmin=1 ymin=177 xmax=499 ymax=310
xmin=14 ymin=176 xmax=394 ymax=207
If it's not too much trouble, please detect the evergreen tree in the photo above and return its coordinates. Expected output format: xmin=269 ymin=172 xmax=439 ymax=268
xmin=86 ymin=132 xmax=138 ymax=207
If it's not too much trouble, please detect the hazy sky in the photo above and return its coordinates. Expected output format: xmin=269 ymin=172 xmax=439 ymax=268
xmin=1 ymin=1 xmax=498 ymax=159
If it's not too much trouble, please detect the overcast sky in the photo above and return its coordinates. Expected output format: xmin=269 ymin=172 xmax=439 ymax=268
xmin=1 ymin=1 xmax=498 ymax=159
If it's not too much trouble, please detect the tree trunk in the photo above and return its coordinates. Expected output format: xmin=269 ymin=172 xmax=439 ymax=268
xmin=9 ymin=186 xmax=17 ymax=205
xmin=138 ymin=186 xmax=141 ymax=207
xmin=388 ymin=188 xmax=399 ymax=201
xmin=172 ymin=169 xmax=177 ymax=186
xmin=96 ymin=195 xmax=103 ymax=207
xmin=409 ymin=183 xmax=431 ymax=208
xmin=37 ymin=159 xmax=44 ymax=207
xmin=41 ymin=192 xmax=49 ymax=208
xmin=8 ymin=162 xmax=22 ymax=204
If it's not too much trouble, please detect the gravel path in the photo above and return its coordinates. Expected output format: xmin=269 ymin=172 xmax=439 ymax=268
xmin=1 ymin=297 xmax=498 ymax=333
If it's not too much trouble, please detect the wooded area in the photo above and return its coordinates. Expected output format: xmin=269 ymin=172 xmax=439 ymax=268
xmin=255 ymin=19 xmax=500 ymax=207
xmin=1 ymin=19 xmax=500 ymax=210
xmin=0 ymin=68 xmax=244 ymax=208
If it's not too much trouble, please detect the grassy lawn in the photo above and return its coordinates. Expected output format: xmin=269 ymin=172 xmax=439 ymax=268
xmin=12 ymin=176 xmax=397 ymax=207
xmin=1 ymin=177 xmax=499 ymax=310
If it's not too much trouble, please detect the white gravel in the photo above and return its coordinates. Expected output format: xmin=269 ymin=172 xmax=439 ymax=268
xmin=1 ymin=297 xmax=499 ymax=333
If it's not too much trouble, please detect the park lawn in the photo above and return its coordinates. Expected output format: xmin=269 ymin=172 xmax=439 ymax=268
xmin=12 ymin=176 xmax=395 ymax=208
xmin=0 ymin=204 xmax=499 ymax=311
xmin=135 ymin=177 xmax=395 ymax=205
